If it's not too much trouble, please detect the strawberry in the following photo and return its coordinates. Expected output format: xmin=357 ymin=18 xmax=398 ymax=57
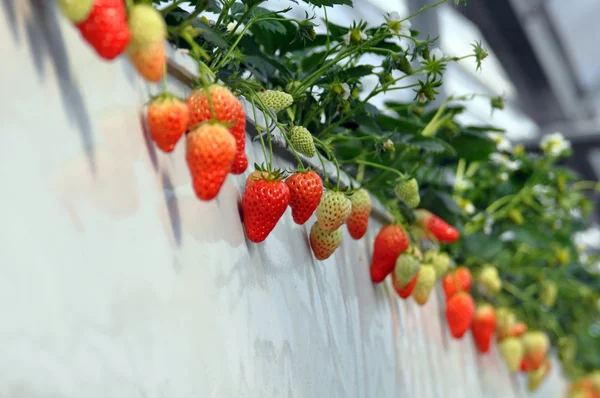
xmin=310 ymin=223 xmax=342 ymax=260
xmin=289 ymin=126 xmax=316 ymax=158
xmin=346 ymin=189 xmax=372 ymax=240
xmin=471 ymin=304 xmax=496 ymax=353
xmin=246 ymin=170 xmax=271 ymax=189
xmin=187 ymin=85 xmax=247 ymax=174
xmin=258 ymin=90 xmax=294 ymax=113
xmin=127 ymin=4 xmax=166 ymax=49
xmin=445 ymin=291 xmax=475 ymax=339
xmin=415 ymin=209 xmax=460 ymax=243
xmin=540 ymin=280 xmax=558 ymax=309
xmin=455 ymin=267 xmax=472 ymax=291
xmin=442 ymin=267 xmax=471 ymax=299
xmin=370 ymin=224 xmax=409 ymax=283
xmin=478 ymin=265 xmax=502 ymax=295
xmin=522 ymin=331 xmax=550 ymax=371
xmin=393 ymin=273 xmax=419 ymax=299
xmin=285 ymin=171 xmax=323 ymax=225
xmin=499 ymin=337 xmax=524 ymax=372
xmin=509 ymin=322 xmax=528 ymax=338
xmin=423 ymin=250 xmax=450 ymax=279
xmin=126 ymin=5 xmax=166 ymax=82
xmin=77 ymin=0 xmax=130 ymax=60
xmin=527 ymin=359 xmax=551 ymax=392
xmin=412 ymin=264 xmax=436 ymax=305
xmin=242 ymin=176 xmax=290 ymax=243
xmin=127 ymin=41 xmax=165 ymax=82
xmin=147 ymin=95 xmax=189 ymax=152
xmin=316 ymin=190 xmax=352 ymax=232
xmin=58 ymin=0 xmax=93 ymax=23
xmin=395 ymin=177 xmax=420 ymax=208
xmin=186 ymin=123 xmax=236 ymax=201
xmin=393 ymin=253 xmax=421 ymax=288
xmin=495 ymin=307 xmax=516 ymax=340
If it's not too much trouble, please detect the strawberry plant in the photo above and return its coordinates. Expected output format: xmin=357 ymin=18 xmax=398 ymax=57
xmin=57 ymin=0 xmax=600 ymax=388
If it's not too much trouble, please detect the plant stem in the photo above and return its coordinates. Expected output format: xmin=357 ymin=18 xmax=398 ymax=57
xmin=400 ymin=0 xmax=446 ymax=23
xmin=160 ymin=0 xmax=183 ymax=15
xmin=250 ymin=96 xmax=269 ymax=163
xmin=353 ymin=159 xmax=404 ymax=178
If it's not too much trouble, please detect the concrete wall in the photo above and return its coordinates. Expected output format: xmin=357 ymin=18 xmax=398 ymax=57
xmin=0 ymin=2 xmax=567 ymax=397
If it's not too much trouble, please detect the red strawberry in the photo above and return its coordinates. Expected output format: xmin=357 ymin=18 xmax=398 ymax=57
xmin=242 ymin=177 xmax=290 ymax=242
xmin=186 ymin=123 xmax=236 ymax=201
xmin=187 ymin=85 xmax=247 ymax=174
xmin=393 ymin=273 xmax=419 ymax=299
xmin=77 ymin=0 xmax=130 ymax=60
xmin=522 ymin=331 xmax=550 ymax=371
xmin=442 ymin=267 xmax=471 ymax=299
xmin=415 ymin=209 xmax=460 ymax=243
xmin=346 ymin=189 xmax=372 ymax=239
xmin=472 ymin=304 xmax=496 ymax=353
xmin=245 ymin=170 xmax=270 ymax=189
xmin=310 ymin=222 xmax=342 ymax=260
xmin=509 ymin=322 xmax=528 ymax=338
xmin=285 ymin=171 xmax=323 ymax=225
xmin=445 ymin=291 xmax=475 ymax=339
xmin=370 ymin=224 xmax=409 ymax=283
xmin=147 ymin=95 xmax=189 ymax=152
xmin=316 ymin=190 xmax=352 ymax=232
xmin=455 ymin=267 xmax=472 ymax=291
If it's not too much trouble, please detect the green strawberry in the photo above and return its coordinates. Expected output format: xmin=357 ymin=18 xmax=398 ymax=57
xmin=540 ymin=280 xmax=558 ymax=308
xmin=496 ymin=307 xmax=516 ymax=340
xmin=393 ymin=253 xmax=421 ymax=287
xmin=395 ymin=177 xmax=420 ymax=208
xmin=423 ymin=250 xmax=450 ymax=279
xmin=499 ymin=337 xmax=524 ymax=372
xmin=58 ymin=0 xmax=94 ymax=23
xmin=316 ymin=190 xmax=352 ymax=232
xmin=127 ymin=4 xmax=167 ymax=49
xmin=478 ymin=265 xmax=502 ymax=295
xmin=289 ymin=126 xmax=316 ymax=158
xmin=412 ymin=265 xmax=436 ymax=305
xmin=310 ymin=223 xmax=342 ymax=260
xmin=258 ymin=90 xmax=294 ymax=113
xmin=393 ymin=54 xmax=413 ymax=75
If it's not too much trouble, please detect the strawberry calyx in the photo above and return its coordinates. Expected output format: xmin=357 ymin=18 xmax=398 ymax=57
xmin=252 ymin=163 xmax=286 ymax=182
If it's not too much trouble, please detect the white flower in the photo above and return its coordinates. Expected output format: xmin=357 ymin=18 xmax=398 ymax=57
xmin=343 ymin=29 xmax=367 ymax=46
xmin=499 ymin=172 xmax=509 ymax=182
xmin=532 ymin=184 xmax=551 ymax=196
xmin=383 ymin=139 xmax=394 ymax=150
xmin=540 ymin=132 xmax=571 ymax=156
xmin=464 ymin=202 xmax=475 ymax=215
xmin=227 ymin=22 xmax=245 ymax=35
xmin=488 ymin=132 xmax=512 ymax=152
xmin=499 ymin=231 xmax=516 ymax=241
xmin=489 ymin=153 xmax=521 ymax=170
xmin=386 ymin=12 xmax=411 ymax=36
xmin=387 ymin=36 xmax=409 ymax=52
xmin=430 ymin=48 xmax=444 ymax=60
xmin=341 ymin=83 xmax=350 ymax=100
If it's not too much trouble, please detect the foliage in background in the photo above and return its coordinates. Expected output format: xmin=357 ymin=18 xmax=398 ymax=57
xmin=152 ymin=0 xmax=598 ymax=380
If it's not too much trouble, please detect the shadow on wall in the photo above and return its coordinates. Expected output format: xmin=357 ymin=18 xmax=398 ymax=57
xmin=21 ymin=0 xmax=96 ymax=172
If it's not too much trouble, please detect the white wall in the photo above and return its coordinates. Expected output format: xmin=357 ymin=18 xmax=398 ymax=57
xmin=0 ymin=2 xmax=567 ymax=397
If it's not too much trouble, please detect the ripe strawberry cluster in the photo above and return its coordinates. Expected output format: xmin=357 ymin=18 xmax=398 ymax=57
xmin=59 ymin=0 xmax=167 ymax=82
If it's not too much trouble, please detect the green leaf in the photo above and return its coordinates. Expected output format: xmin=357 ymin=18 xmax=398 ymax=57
xmin=193 ymin=20 xmax=229 ymax=49
xmin=408 ymin=137 xmax=456 ymax=155
xmin=301 ymin=51 xmax=328 ymax=72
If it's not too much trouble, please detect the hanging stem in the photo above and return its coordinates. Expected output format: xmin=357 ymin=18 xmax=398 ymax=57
xmin=250 ymin=96 xmax=269 ymax=164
